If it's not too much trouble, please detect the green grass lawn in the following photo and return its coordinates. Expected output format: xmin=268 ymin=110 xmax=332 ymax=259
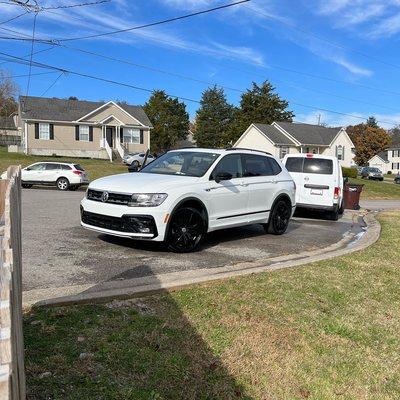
xmin=349 ymin=177 xmax=400 ymax=200
xmin=0 ymin=146 xmax=126 ymax=182
xmin=24 ymin=211 xmax=400 ymax=399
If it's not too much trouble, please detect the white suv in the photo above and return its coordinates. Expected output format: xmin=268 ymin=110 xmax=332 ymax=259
xmin=22 ymin=162 xmax=89 ymax=191
xmin=81 ymin=148 xmax=296 ymax=252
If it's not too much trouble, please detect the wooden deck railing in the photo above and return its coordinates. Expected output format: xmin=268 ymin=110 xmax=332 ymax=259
xmin=0 ymin=166 xmax=25 ymax=400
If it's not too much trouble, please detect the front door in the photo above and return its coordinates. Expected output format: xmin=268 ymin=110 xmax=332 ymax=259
xmin=106 ymin=127 xmax=113 ymax=148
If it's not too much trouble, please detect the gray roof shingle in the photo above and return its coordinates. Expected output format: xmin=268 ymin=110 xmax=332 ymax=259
xmin=376 ymin=151 xmax=389 ymax=162
xmin=275 ymin=122 xmax=341 ymax=146
xmin=253 ymin=123 xmax=294 ymax=145
xmin=19 ymin=96 xmax=152 ymax=127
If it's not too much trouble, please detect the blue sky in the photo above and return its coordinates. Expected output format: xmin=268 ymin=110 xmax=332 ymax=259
xmin=1 ymin=0 xmax=400 ymax=128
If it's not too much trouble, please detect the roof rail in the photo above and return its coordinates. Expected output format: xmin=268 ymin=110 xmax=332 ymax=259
xmin=225 ymin=147 xmax=272 ymax=156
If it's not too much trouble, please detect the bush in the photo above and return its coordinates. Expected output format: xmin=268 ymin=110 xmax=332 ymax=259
xmin=388 ymin=171 xmax=392 ymax=175
xmin=342 ymin=167 xmax=358 ymax=178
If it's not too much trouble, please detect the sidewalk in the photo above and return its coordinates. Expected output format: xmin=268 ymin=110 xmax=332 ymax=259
xmin=360 ymin=199 xmax=400 ymax=210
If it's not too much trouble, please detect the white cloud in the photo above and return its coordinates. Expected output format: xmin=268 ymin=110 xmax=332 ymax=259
xmin=332 ymin=58 xmax=373 ymax=77
xmin=369 ymin=12 xmax=400 ymax=38
xmin=297 ymin=110 xmax=400 ymax=129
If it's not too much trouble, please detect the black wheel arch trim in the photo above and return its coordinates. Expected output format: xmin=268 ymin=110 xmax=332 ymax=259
xmin=269 ymin=193 xmax=293 ymax=219
xmin=166 ymin=197 xmax=209 ymax=236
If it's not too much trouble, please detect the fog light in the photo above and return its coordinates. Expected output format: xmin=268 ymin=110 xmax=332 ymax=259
xmin=139 ymin=227 xmax=151 ymax=233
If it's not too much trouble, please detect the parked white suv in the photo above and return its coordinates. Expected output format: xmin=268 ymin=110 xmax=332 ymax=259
xmin=22 ymin=162 xmax=89 ymax=191
xmin=282 ymin=154 xmax=344 ymax=220
xmin=81 ymin=148 xmax=296 ymax=252
xmin=122 ymin=152 xmax=155 ymax=166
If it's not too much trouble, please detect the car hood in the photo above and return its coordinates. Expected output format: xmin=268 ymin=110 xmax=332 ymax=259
xmin=89 ymin=172 xmax=199 ymax=193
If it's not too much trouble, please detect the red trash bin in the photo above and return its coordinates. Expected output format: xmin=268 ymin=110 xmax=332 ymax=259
xmin=343 ymin=183 xmax=364 ymax=210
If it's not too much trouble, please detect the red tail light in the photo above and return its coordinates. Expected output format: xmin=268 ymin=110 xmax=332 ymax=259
xmin=334 ymin=186 xmax=340 ymax=199
xmin=73 ymin=170 xmax=82 ymax=175
xmin=306 ymin=153 xmax=314 ymax=158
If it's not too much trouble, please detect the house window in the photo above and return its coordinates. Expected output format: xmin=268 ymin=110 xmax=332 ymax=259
xmin=79 ymin=125 xmax=89 ymax=141
xmin=39 ymin=123 xmax=50 ymax=140
xmin=279 ymin=146 xmax=289 ymax=159
xmin=393 ymin=150 xmax=400 ymax=158
xmin=392 ymin=162 xmax=400 ymax=170
xmin=123 ymin=128 xmax=140 ymax=144
xmin=337 ymin=145 xmax=344 ymax=160
xmin=312 ymin=148 xmax=317 ymax=154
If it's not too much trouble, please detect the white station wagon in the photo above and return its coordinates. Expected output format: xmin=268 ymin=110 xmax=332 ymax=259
xmin=81 ymin=148 xmax=296 ymax=252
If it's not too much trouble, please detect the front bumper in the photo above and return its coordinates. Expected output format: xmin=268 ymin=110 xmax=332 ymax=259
xmin=80 ymin=197 xmax=167 ymax=241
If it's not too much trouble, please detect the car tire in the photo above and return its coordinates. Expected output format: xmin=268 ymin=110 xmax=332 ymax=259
xmin=264 ymin=199 xmax=291 ymax=235
xmin=22 ymin=183 xmax=33 ymax=189
xmin=338 ymin=201 xmax=345 ymax=215
xmin=56 ymin=177 xmax=70 ymax=191
xmin=167 ymin=207 xmax=206 ymax=253
xmin=132 ymin=160 xmax=140 ymax=168
xmin=328 ymin=207 xmax=339 ymax=221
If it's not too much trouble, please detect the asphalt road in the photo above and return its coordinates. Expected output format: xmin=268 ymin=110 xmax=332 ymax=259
xmin=22 ymin=188 xmax=365 ymax=296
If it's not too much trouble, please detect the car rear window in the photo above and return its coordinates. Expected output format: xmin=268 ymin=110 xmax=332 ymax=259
xmin=285 ymin=157 xmax=303 ymax=173
xmin=303 ymin=158 xmax=333 ymax=175
xmin=74 ymin=164 xmax=85 ymax=171
xmin=285 ymin=157 xmax=333 ymax=175
xmin=61 ymin=165 xmax=72 ymax=170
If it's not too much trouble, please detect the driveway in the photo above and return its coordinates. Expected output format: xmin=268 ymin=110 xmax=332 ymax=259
xmin=22 ymin=189 xmax=365 ymax=304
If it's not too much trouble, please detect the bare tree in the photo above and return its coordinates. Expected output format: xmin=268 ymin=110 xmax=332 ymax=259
xmin=0 ymin=69 xmax=19 ymax=118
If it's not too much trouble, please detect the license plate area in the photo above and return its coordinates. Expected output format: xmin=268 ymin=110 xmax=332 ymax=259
xmin=310 ymin=188 xmax=323 ymax=195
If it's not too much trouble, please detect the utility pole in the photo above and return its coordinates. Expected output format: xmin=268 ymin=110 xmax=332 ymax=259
xmin=317 ymin=114 xmax=321 ymax=126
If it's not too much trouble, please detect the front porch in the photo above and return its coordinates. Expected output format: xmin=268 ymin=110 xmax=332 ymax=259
xmin=99 ymin=119 xmax=148 ymax=162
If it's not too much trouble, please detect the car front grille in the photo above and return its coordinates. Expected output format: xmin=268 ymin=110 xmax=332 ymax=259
xmin=81 ymin=210 xmax=157 ymax=236
xmin=87 ymin=189 xmax=131 ymax=205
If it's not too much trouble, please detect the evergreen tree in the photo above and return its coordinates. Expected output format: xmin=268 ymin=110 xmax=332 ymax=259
xmin=194 ymin=86 xmax=235 ymax=148
xmin=366 ymin=116 xmax=379 ymax=128
xmin=226 ymin=81 xmax=294 ymax=144
xmin=144 ymin=90 xmax=189 ymax=153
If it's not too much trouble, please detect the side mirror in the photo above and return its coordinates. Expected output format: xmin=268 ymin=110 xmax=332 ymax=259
xmin=215 ymin=172 xmax=233 ymax=183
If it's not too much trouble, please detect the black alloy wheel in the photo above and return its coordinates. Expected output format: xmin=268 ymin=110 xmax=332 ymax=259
xmin=167 ymin=207 xmax=205 ymax=253
xmin=266 ymin=200 xmax=291 ymax=235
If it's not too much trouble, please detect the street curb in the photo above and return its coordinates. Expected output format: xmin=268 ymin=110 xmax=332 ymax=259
xmin=27 ymin=210 xmax=381 ymax=308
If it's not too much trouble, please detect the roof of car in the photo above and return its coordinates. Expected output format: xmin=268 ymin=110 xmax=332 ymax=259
xmin=169 ymin=147 xmax=272 ymax=156
xmin=30 ymin=161 xmax=77 ymax=165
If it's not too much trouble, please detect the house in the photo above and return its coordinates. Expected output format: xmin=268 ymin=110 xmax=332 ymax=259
xmin=16 ymin=96 xmax=153 ymax=161
xmin=234 ymin=121 xmax=355 ymax=167
xmin=368 ymin=147 xmax=400 ymax=174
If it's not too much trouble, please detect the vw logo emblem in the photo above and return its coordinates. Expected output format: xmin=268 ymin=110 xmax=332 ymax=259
xmin=101 ymin=191 xmax=109 ymax=202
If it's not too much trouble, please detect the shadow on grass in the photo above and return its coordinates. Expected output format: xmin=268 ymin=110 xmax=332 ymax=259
xmin=24 ymin=265 xmax=252 ymax=399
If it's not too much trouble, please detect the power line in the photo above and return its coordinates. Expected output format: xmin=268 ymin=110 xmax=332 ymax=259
xmin=50 ymin=0 xmax=250 ymax=42
xmin=0 ymin=10 xmax=29 ymax=25
xmin=25 ymin=11 xmax=37 ymax=96
xmin=3 ymin=23 xmax=400 ymax=99
xmin=1 ymin=49 xmax=398 ymax=127
xmin=40 ymin=71 xmax=64 ymax=95
xmin=0 ymin=70 xmax=58 ymax=78
xmin=42 ymin=0 xmax=110 ymax=10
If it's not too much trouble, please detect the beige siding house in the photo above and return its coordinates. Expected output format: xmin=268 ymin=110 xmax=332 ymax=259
xmin=19 ymin=96 xmax=152 ymax=161
xmin=368 ymin=147 xmax=400 ymax=174
xmin=234 ymin=122 xmax=355 ymax=167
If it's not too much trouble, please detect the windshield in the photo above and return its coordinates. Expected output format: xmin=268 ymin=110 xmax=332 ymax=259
xmin=369 ymin=167 xmax=381 ymax=173
xmin=140 ymin=151 xmax=220 ymax=177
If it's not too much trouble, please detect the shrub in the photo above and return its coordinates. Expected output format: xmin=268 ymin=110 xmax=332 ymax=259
xmin=342 ymin=167 xmax=358 ymax=178
xmin=388 ymin=171 xmax=392 ymax=175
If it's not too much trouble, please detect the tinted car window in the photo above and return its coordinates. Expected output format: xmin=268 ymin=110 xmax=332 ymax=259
xmin=242 ymin=154 xmax=273 ymax=177
xmin=73 ymin=164 xmax=84 ymax=171
xmin=303 ymin=158 xmax=333 ymax=175
xmin=285 ymin=157 xmax=303 ymax=173
xmin=28 ymin=163 xmax=46 ymax=171
xmin=267 ymin=157 xmax=282 ymax=175
xmin=211 ymin=154 xmax=243 ymax=180
xmin=44 ymin=163 xmax=60 ymax=170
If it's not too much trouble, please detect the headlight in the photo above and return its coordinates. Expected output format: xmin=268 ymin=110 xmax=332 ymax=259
xmin=128 ymin=193 xmax=168 ymax=207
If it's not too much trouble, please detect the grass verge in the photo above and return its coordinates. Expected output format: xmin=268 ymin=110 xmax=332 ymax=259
xmin=24 ymin=211 xmax=400 ymax=399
